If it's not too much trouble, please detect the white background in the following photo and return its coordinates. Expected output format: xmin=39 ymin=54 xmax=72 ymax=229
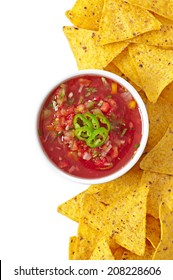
xmin=0 ymin=1 xmax=172 ymax=279
xmin=0 ymin=0 xmax=88 ymax=263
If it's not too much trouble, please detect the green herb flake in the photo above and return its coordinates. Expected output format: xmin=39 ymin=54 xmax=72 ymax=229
xmin=121 ymin=128 xmax=127 ymax=137
xmin=59 ymin=88 xmax=65 ymax=99
xmin=98 ymin=100 xmax=103 ymax=107
xmin=135 ymin=143 xmax=140 ymax=149
xmin=86 ymin=87 xmax=97 ymax=93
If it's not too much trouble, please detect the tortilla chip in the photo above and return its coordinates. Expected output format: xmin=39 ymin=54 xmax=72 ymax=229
xmin=97 ymin=0 xmax=161 ymax=45
xmin=162 ymin=184 xmax=173 ymax=213
xmin=69 ymin=236 xmax=77 ymax=260
xmin=129 ymin=14 xmax=173 ymax=49
xmin=65 ymin=0 xmax=104 ymax=31
xmin=140 ymin=124 xmax=173 ymax=175
xmin=146 ymin=215 xmax=161 ymax=248
xmin=161 ymin=81 xmax=173 ymax=105
xmin=84 ymin=162 xmax=143 ymax=208
xmin=74 ymin=222 xmax=101 ymax=260
xmin=128 ymin=44 xmax=173 ymax=103
xmin=122 ymin=240 xmax=154 ymax=260
xmin=153 ymin=203 xmax=173 ymax=260
xmin=82 ymin=173 xmax=148 ymax=256
xmin=126 ymin=0 xmax=173 ymax=21
xmin=89 ymin=238 xmax=115 ymax=260
xmin=113 ymin=48 xmax=143 ymax=89
xmin=140 ymin=171 xmax=173 ymax=219
xmin=146 ymin=97 xmax=173 ymax=152
xmin=57 ymin=191 xmax=85 ymax=222
xmin=63 ymin=26 xmax=128 ymax=69
xmin=104 ymin=62 xmax=141 ymax=92
xmin=114 ymin=246 xmax=125 ymax=260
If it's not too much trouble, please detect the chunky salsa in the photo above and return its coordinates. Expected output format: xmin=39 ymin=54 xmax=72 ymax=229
xmin=38 ymin=75 xmax=142 ymax=179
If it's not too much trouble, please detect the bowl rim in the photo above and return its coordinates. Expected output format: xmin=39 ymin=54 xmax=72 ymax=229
xmin=37 ymin=69 xmax=149 ymax=185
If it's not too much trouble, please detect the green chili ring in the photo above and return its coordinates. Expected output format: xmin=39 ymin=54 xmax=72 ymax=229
xmin=86 ymin=127 xmax=108 ymax=148
xmin=96 ymin=114 xmax=111 ymax=132
xmin=73 ymin=114 xmax=93 ymax=130
xmin=74 ymin=126 xmax=92 ymax=141
xmin=84 ymin=112 xmax=100 ymax=130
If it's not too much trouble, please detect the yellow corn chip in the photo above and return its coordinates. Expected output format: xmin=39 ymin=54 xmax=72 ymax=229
xmin=69 ymin=236 xmax=77 ymax=260
xmin=114 ymin=246 xmax=125 ymax=260
xmin=127 ymin=0 xmax=173 ymax=21
xmin=146 ymin=215 xmax=161 ymax=248
xmin=74 ymin=222 xmax=101 ymax=260
xmin=146 ymin=97 xmax=173 ymax=152
xmin=113 ymin=48 xmax=143 ymax=89
xmin=161 ymin=81 xmax=173 ymax=105
xmin=129 ymin=14 xmax=173 ymax=49
xmin=82 ymin=179 xmax=148 ymax=256
xmin=122 ymin=240 xmax=154 ymax=260
xmin=89 ymin=238 xmax=115 ymax=260
xmin=63 ymin=26 xmax=128 ymax=69
xmin=65 ymin=0 xmax=104 ymax=31
xmin=140 ymin=124 xmax=173 ymax=175
xmin=104 ymin=62 xmax=141 ymax=92
xmin=153 ymin=203 xmax=173 ymax=260
xmin=141 ymin=171 xmax=173 ymax=219
xmin=128 ymin=44 xmax=173 ymax=103
xmin=57 ymin=191 xmax=85 ymax=222
xmin=97 ymin=0 xmax=161 ymax=45
xmin=140 ymin=171 xmax=173 ymax=219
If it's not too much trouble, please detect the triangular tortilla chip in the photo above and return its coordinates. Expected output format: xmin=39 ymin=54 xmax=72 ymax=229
xmin=57 ymin=191 xmax=85 ymax=222
xmin=140 ymin=124 xmax=173 ymax=175
xmin=122 ymin=240 xmax=154 ymax=260
xmin=146 ymin=215 xmax=161 ymax=248
xmin=63 ymin=26 xmax=129 ymax=69
xmin=69 ymin=236 xmax=77 ymax=260
xmin=128 ymin=44 xmax=173 ymax=103
xmin=104 ymin=62 xmax=141 ymax=91
xmin=89 ymin=238 xmax=115 ymax=260
xmin=112 ymin=48 xmax=143 ymax=88
xmin=146 ymin=97 xmax=173 ymax=152
xmin=74 ymin=222 xmax=101 ymax=260
xmin=161 ymin=81 xmax=173 ymax=105
xmin=127 ymin=0 xmax=173 ymax=21
xmin=140 ymin=171 xmax=173 ymax=219
xmin=153 ymin=203 xmax=173 ymax=260
xmin=97 ymin=0 xmax=161 ymax=44
xmin=65 ymin=0 xmax=104 ymax=31
xmin=129 ymin=14 xmax=173 ymax=49
xmin=81 ymin=170 xmax=148 ymax=256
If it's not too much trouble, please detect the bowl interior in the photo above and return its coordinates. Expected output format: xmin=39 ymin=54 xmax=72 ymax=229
xmin=37 ymin=69 xmax=149 ymax=184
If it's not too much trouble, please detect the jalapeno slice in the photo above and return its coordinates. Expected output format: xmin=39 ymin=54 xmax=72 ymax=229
xmin=74 ymin=127 xmax=92 ymax=141
xmin=96 ymin=114 xmax=111 ymax=132
xmin=86 ymin=127 xmax=108 ymax=148
xmin=73 ymin=113 xmax=110 ymax=147
xmin=84 ymin=112 xmax=99 ymax=130
xmin=73 ymin=114 xmax=93 ymax=129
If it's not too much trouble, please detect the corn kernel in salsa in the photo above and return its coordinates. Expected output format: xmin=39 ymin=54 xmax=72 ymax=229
xmin=38 ymin=75 xmax=142 ymax=179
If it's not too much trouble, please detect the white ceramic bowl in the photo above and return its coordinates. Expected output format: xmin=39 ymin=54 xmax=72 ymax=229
xmin=37 ymin=69 xmax=149 ymax=185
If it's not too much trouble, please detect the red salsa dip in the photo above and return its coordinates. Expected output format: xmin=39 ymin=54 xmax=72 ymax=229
xmin=38 ymin=75 xmax=142 ymax=179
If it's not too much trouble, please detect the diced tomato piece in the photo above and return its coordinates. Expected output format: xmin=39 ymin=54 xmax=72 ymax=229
xmin=129 ymin=121 xmax=134 ymax=129
xmin=58 ymin=161 xmax=69 ymax=169
xmin=100 ymin=102 xmax=110 ymax=113
xmin=78 ymin=78 xmax=91 ymax=87
xmin=109 ymin=99 xmax=117 ymax=109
